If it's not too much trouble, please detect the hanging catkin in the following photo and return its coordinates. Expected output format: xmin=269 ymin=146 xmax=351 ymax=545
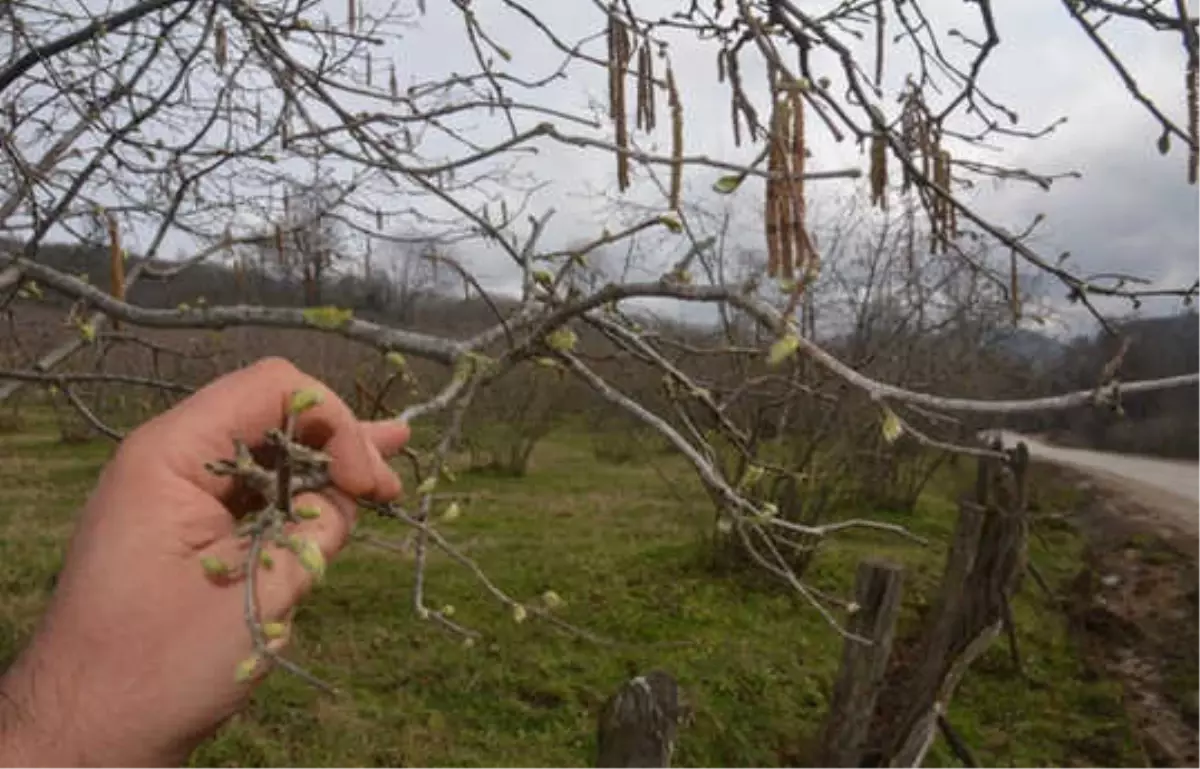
xmin=645 ymin=40 xmax=656 ymax=131
xmin=765 ymin=94 xmax=785 ymax=279
xmin=607 ymin=11 xmax=631 ymax=191
xmin=763 ymin=85 xmax=813 ymax=282
xmin=636 ymin=43 xmax=648 ymax=131
xmin=606 ymin=13 xmax=618 ymax=121
xmin=275 ymin=224 xmax=286 ymax=267
xmin=948 ymin=161 xmax=958 ymax=241
xmin=790 ymin=91 xmax=808 ymax=280
xmin=214 ymin=21 xmax=227 ymax=73
xmin=727 ymin=52 xmax=744 ymax=147
xmin=730 ymin=91 xmax=742 ymax=148
xmin=933 ymin=149 xmax=953 ymax=252
xmin=899 ymin=89 xmax=923 ymax=193
xmin=348 ymin=0 xmax=357 ymax=32
xmin=668 ymin=65 xmax=682 ymax=211
xmin=390 ymin=62 xmax=398 ymax=101
xmin=648 ymin=45 xmax=658 ymax=132
xmin=942 ymin=150 xmax=955 ymax=242
xmin=776 ymin=100 xmax=794 ymax=280
xmin=366 ymin=52 xmax=373 ymax=87
xmin=920 ymin=113 xmax=933 ymax=190
xmin=874 ymin=0 xmax=885 ymax=89
xmin=925 ymin=125 xmax=943 ymax=252
xmin=1188 ymin=54 xmax=1198 ymax=185
xmin=870 ymin=131 xmax=887 ymax=209
xmin=616 ymin=25 xmax=630 ymax=190
xmin=765 ymin=117 xmax=781 ymax=277
xmin=931 ymin=150 xmax=944 ymax=253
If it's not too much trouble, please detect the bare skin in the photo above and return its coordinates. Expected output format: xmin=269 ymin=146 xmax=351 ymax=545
xmin=0 ymin=357 xmax=410 ymax=767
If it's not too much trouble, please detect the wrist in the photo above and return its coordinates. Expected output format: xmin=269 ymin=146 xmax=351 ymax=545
xmin=2 ymin=624 xmax=198 ymax=768
xmin=0 ymin=659 xmax=57 ymax=766
xmin=0 ymin=641 xmax=87 ymax=767
xmin=0 ymin=677 xmax=30 ymax=766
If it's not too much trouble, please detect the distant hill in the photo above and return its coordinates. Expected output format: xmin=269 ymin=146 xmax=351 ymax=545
xmin=2 ymin=237 xmax=715 ymax=350
xmin=1033 ymin=310 xmax=1198 ymax=459
xmin=1120 ymin=311 xmax=1199 ymax=351
xmin=985 ymin=327 xmax=1067 ymax=367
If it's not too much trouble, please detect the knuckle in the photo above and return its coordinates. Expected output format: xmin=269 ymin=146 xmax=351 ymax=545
xmin=252 ymin=356 xmax=301 ymax=379
xmin=118 ymin=418 xmax=161 ymax=459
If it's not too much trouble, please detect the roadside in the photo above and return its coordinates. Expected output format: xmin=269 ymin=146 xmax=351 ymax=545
xmin=992 ymin=430 xmax=1198 ymax=543
xmin=1049 ymin=465 xmax=1199 ymax=767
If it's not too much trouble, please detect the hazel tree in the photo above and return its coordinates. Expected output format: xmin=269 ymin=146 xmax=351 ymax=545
xmin=0 ymin=0 xmax=1197 ymax=688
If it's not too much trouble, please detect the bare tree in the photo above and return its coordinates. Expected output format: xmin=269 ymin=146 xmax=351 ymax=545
xmin=284 ymin=179 xmax=344 ymax=305
xmin=0 ymin=0 xmax=1197 ymax=686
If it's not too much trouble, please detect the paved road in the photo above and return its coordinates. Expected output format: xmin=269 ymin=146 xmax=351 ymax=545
xmin=988 ymin=431 xmax=1199 ymax=537
xmin=991 ymin=431 xmax=1199 ymax=503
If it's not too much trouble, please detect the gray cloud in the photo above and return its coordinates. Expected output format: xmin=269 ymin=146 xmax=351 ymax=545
xmin=411 ymin=1 xmax=1195 ymax=332
xmin=964 ymin=5 xmax=1199 ymax=334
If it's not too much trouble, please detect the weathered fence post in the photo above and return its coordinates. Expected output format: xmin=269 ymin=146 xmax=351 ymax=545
xmin=816 ymin=558 xmax=906 ymax=767
xmin=881 ymin=440 xmax=1031 ymax=768
xmin=596 ymin=670 xmax=688 ymax=768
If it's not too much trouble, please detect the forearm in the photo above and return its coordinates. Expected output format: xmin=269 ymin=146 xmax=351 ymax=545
xmin=0 ymin=634 xmax=205 ymax=768
xmin=0 ymin=640 xmax=100 ymax=768
xmin=0 ymin=658 xmax=65 ymax=767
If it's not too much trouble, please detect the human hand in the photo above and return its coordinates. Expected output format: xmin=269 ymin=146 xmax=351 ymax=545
xmin=0 ymin=357 xmax=409 ymax=767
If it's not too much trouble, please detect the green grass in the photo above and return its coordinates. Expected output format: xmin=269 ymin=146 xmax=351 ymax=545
xmin=0 ymin=417 xmax=1143 ymax=767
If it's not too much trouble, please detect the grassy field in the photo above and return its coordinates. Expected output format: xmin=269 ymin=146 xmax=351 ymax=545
xmin=0 ymin=410 xmax=1144 ymax=767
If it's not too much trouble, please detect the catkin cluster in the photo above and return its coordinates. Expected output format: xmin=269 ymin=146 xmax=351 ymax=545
xmin=607 ymin=11 xmax=632 ymax=191
xmin=607 ymin=8 xmax=681 ymax=204
xmin=764 ymin=82 xmax=813 ymax=282
xmin=1187 ymin=55 xmax=1197 ymax=185
xmin=900 ymin=89 xmax=956 ymax=253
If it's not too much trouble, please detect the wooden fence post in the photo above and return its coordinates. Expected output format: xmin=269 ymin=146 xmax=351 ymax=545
xmin=596 ymin=670 xmax=688 ymax=768
xmin=881 ymin=443 xmax=1031 ymax=767
xmin=817 ymin=558 xmax=906 ymax=767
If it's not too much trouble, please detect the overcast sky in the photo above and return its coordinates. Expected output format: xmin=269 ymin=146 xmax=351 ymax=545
xmin=31 ymin=0 xmax=1198 ymax=338
xmin=347 ymin=0 xmax=1195 ymax=336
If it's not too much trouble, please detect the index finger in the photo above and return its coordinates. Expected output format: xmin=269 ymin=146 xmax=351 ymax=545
xmin=126 ymin=357 xmax=397 ymax=502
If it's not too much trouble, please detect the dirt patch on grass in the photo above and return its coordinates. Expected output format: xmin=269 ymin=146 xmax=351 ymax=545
xmin=1063 ymin=471 xmax=1199 ymax=767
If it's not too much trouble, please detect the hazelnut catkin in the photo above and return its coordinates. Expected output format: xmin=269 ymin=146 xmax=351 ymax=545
xmin=668 ymin=65 xmax=683 ymax=210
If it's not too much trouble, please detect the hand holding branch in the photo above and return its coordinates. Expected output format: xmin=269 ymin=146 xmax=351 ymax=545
xmin=0 ymin=357 xmax=409 ymax=767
